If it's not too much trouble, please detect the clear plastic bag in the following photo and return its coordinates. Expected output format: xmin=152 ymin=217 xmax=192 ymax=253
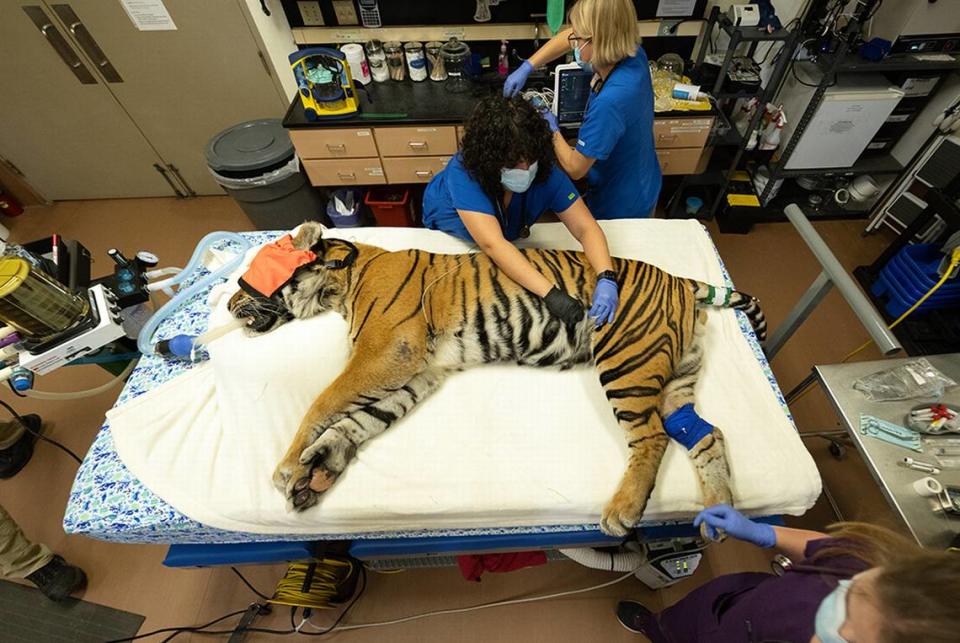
xmin=853 ymin=358 xmax=957 ymax=402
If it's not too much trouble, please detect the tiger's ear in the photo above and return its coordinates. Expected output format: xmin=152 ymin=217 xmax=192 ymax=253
xmin=292 ymin=221 xmax=325 ymax=251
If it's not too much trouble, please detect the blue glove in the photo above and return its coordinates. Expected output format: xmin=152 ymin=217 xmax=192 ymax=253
xmin=694 ymin=504 xmax=776 ymax=548
xmin=503 ymin=60 xmax=533 ymax=97
xmin=541 ymin=108 xmax=560 ymax=134
xmin=589 ymin=278 xmax=619 ymax=326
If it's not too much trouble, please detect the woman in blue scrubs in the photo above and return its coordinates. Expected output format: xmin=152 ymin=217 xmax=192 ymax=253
xmin=503 ymin=0 xmax=660 ymax=219
xmin=423 ymin=94 xmax=619 ymax=327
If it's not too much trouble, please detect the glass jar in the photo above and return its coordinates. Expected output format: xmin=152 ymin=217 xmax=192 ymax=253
xmin=365 ymin=39 xmax=389 ymax=83
xmin=404 ymin=41 xmax=427 ymax=82
xmin=656 ymin=53 xmax=685 ymax=80
xmin=383 ymin=41 xmax=405 ymax=81
xmin=439 ymin=38 xmax=471 ymax=93
xmin=425 ymin=41 xmax=446 ymax=81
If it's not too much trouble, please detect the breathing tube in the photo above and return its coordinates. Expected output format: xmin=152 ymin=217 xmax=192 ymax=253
xmin=137 ymin=231 xmax=251 ymax=358
xmin=559 ymin=547 xmax=644 ymax=572
xmin=22 ymin=360 xmax=136 ymax=400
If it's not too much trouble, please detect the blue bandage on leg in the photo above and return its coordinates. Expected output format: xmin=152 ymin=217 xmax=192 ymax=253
xmin=663 ymin=403 xmax=714 ymax=450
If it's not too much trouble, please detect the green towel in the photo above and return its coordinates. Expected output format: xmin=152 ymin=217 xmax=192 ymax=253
xmin=547 ymin=0 xmax=564 ymax=36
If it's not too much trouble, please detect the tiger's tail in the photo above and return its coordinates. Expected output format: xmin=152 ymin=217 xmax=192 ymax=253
xmin=688 ymin=281 xmax=767 ymax=342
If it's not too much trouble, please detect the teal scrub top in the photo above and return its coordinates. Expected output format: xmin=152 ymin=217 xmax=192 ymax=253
xmin=422 ymin=153 xmax=580 ymax=242
xmin=575 ymin=45 xmax=662 ymax=219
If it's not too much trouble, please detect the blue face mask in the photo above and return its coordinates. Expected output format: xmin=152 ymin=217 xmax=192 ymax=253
xmin=573 ymin=44 xmax=593 ymax=74
xmin=815 ymin=579 xmax=851 ymax=643
xmin=500 ymin=161 xmax=538 ymax=193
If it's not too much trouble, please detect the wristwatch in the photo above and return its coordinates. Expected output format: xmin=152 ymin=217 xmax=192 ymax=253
xmin=597 ymin=270 xmax=618 ymax=283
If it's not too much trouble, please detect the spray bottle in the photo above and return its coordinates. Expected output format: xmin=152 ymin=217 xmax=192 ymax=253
xmin=498 ymin=40 xmax=509 ymax=77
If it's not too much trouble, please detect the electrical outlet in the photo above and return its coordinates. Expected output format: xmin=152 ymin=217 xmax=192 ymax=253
xmin=297 ymin=1 xmax=324 ymax=26
xmin=332 ymin=0 xmax=359 ymax=26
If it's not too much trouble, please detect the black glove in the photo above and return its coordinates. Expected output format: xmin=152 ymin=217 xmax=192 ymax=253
xmin=544 ymin=287 xmax=585 ymax=325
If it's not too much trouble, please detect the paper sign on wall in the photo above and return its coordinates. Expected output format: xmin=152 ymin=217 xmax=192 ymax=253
xmin=120 ymin=0 xmax=177 ymax=31
xmin=656 ymin=0 xmax=697 ymax=17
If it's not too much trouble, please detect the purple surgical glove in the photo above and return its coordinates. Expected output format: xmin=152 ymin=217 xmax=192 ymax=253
xmin=589 ymin=278 xmax=618 ymax=326
xmin=541 ymin=107 xmax=560 ymax=133
xmin=503 ymin=60 xmax=533 ymax=97
xmin=694 ymin=504 xmax=776 ymax=548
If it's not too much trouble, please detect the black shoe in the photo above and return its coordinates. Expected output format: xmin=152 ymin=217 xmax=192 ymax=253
xmin=617 ymin=600 xmax=654 ymax=635
xmin=0 ymin=414 xmax=42 ymax=479
xmin=26 ymin=555 xmax=87 ymax=601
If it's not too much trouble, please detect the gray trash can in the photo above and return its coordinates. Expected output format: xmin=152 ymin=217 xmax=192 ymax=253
xmin=206 ymin=119 xmax=327 ymax=230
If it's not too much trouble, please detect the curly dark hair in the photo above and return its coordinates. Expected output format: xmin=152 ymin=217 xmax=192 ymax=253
xmin=460 ymin=93 xmax=557 ymax=212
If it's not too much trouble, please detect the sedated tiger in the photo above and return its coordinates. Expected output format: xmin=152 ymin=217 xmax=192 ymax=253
xmin=228 ymin=222 xmax=766 ymax=537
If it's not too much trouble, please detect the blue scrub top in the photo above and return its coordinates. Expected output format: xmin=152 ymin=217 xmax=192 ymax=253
xmin=575 ymin=45 xmax=662 ymax=219
xmin=422 ymin=153 xmax=580 ymax=242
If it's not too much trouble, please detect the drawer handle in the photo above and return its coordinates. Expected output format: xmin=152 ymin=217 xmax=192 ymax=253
xmin=326 ymin=143 xmax=346 ymax=152
xmin=337 ymin=172 xmax=357 ymax=180
xmin=414 ymin=170 xmax=434 ymax=178
xmin=657 ymin=133 xmax=678 ymax=141
xmin=408 ymin=141 xmax=429 ymax=150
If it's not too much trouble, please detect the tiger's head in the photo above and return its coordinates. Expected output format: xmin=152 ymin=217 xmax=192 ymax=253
xmin=228 ymin=222 xmax=354 ymax=335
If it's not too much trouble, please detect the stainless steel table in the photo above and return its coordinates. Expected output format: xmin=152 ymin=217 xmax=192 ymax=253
xmin=816 ymin=354 xmax=960 ymax=549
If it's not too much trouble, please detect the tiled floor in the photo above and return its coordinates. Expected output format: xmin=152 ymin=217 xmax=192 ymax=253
xmin=0 ymin=197 xmax=904 ymax=641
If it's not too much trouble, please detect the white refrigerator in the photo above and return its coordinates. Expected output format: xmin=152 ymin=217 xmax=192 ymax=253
xmin=777 ymin=72 xmax=905 ymax=170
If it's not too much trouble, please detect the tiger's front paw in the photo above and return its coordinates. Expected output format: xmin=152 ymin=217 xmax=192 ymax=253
xmin=600 ymin=491 xmax=646 ymax=537
xmin=280 ymin=430 xmax=356 ymax=511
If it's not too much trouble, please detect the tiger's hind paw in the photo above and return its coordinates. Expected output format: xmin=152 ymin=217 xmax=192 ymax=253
xmin=700 ymin=521 xmax=727 ymax=543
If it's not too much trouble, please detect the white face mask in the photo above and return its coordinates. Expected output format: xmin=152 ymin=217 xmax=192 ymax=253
xmin=815 ymin=579 xmax=852 ymax=643
xmin=500 ymin=161 xmax=538 ymax=193
xmin=573 ymin=44 xmax=593 ymax=73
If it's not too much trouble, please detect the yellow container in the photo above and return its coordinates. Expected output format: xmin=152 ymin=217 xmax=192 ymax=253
xmin=0 ymin=257 xmax=89 ymax=341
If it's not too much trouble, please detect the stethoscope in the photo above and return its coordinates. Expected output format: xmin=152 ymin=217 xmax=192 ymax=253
xmin=493 ymin=190 xmax=530 ymax=239
xmin=587 ymin=59 xmax=622 ymax=97
xmin=770 ymin=553 xmax=853 ymax=578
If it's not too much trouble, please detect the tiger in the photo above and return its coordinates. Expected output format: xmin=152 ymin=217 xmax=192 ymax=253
xmin=228 ymin=222 xmax=766 ymax=537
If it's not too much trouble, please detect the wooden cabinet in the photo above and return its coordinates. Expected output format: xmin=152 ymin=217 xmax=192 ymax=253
xmin=374 ymin=126 xmax=458 ymax=157
xmin=653 ymin=118 xmax=713 ymax=149
xmin=302 ymin=158 xmax=385 ymax=185
xmin=290 ymin=116 xmax=714 ymax=186
xmin=0 ymin=0 xmax=288 ymax=199
xmin=383 ymin=156 xmax=451 ymax=183
xmin=656 ymin=148 xmax=703 ymax=175
xmin=289 ymin=128 xmax=378 ymax=159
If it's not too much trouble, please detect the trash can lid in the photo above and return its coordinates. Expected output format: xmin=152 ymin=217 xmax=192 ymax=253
xmin=205 ymin=119 xmax=294 ymax=173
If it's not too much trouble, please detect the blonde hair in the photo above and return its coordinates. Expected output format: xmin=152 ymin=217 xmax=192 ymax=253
xmin=568 ymin=0 xmax=640 ymax=68
xmin=813 ymin=522 xmax=960 ymax=643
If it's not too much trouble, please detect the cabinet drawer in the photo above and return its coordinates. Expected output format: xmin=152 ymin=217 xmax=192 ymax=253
xmin=653 ymin=118 xmax=713 ymax=149
xmin=303 ymin=158 xmax=385 ymax=186
xmin=383 ymin=156 xmax=451 ymax=184
xmin=289 ymin=128 xmax=378 ymax=159
xmin=656 ymin=147 xmax=703 ymax=175
xmin=375 ymin=126 xmax=458 ymax=157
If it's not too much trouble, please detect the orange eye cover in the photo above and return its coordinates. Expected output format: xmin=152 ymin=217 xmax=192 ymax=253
xmin=238 ymin=234 xmax=317 ymax=298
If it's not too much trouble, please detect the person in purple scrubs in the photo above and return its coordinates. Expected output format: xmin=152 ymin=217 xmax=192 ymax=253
xmin=617 ymin=504 xmax=960 ymax=642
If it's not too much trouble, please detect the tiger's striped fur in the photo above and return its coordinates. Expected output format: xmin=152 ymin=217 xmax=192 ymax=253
xmin=228 ymin=223 xmax=765 ymax=536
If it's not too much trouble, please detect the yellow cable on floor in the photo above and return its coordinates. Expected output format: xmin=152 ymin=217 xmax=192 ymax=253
xmin=268 ymin=558 xmax=357 ymax=610
xmin=791 ymin=248 xmax=960 ymax=405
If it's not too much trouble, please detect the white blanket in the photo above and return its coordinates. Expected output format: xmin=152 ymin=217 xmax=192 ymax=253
xmin=110 ymin=220 xmax=820 ymax=535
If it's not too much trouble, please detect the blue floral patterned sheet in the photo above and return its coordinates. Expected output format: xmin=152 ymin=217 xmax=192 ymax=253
xmin=64 ymin=229 xmax=794 ymax=544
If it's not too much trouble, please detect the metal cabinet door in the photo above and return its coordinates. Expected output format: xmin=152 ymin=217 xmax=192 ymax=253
xmin=0 ymin=3 xmax=172 ymax=200
xmin=48 ymin=0 xmax=290 ymax=195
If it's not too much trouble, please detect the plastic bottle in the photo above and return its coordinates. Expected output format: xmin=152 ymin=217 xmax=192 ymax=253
xmin=498 ymin=40 xmax=509 ymax=77
xmin=760 ymin=114 xmax=785 ymax=150
xmin=671 ymin=83 xmax=702 ymax=100
xmin=733 ymin=97 xmax=758 ymax=135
